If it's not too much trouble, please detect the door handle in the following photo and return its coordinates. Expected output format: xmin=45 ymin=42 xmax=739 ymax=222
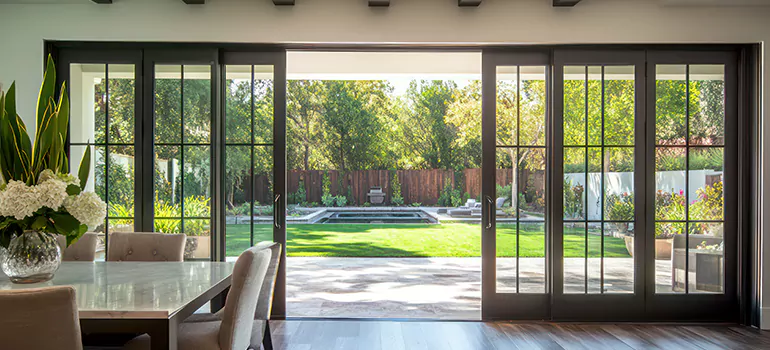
xmin=274 ymin=194 xmax=282 ymax=229
xmin=485 ymin=195 xmax=493 ymax=229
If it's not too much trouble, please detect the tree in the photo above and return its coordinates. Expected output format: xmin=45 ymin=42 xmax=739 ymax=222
xmin=287 ymin=80 xmax=325 ymax=171
xmin=405 ymin=80 xmax=458 ymax=169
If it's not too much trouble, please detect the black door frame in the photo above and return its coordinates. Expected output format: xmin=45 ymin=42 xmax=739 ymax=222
xmin=50 ymin=42 xmax=759 ymax=324
xmin=219 ymin=51 xmax=288 ymax=318
xmin=481 ymin=49 xmax=552 ymax=320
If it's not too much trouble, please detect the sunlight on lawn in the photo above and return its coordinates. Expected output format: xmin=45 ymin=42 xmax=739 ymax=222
xmin=224 ymin=223 xmax=630 ymax=258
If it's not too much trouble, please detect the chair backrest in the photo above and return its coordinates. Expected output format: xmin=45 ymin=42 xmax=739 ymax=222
xmin=0 ymin=286 xmax=83 ymax=350
xmin=253 ymin=241 xmax=282 ymax=321
xmin=57 ymin=232 xmax=99 ymax=262
xmin=218 ymin=246 xmax=272 ymax=350
xmin=107 ymin=232 xmax=186 ymax=262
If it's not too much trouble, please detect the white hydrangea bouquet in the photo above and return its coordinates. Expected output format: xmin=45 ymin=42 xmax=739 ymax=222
xmin=0 ymin=55 xmax=106 ymax=249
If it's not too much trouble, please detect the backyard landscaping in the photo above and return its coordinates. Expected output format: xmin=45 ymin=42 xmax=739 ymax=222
xmin=225 ymin=223 xmax=630 ymax=258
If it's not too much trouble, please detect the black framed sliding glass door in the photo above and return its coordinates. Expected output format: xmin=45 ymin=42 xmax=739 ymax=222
xmin=59 ymin=49 xmax=143 ymax=260
xmin=481 ymin=51 xmax=551 ymax=319
xmin=220 ymin=51 xmax=287 ymax=319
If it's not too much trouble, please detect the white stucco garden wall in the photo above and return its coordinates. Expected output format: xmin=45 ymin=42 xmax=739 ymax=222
xmin=0 ymin=0 xmax=767 ymax=325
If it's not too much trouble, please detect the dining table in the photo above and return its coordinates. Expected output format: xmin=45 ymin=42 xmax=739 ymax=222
xmin=0 ymin=261 xmax=235 ymax=350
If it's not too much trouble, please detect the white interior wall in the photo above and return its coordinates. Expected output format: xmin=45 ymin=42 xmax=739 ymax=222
xmin=0 ymin=0 xmax=767 ymax=325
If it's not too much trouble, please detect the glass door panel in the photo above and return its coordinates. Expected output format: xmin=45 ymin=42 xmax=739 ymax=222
xmin=562 ymin=65 xmax=636 ymax=294
xmin=224 ymin=65 xmax=275 ymax=259
xmin=153 ymin=64 xmax=213 ymax=260
xmin=653 ymin=64 xmax=726 ymax=294
xmin=69 ymin=63 xmax=137 ymax=260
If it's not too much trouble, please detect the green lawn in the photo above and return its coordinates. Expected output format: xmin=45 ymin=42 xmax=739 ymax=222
xmin=225 ymin=223 xmax=630 ymax=258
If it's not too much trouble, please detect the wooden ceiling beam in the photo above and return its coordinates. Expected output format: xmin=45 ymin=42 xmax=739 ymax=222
xmin=369 ymin=0 xmax=390 ymax=7
xmin=91 ymin=0 xmax=112 ymax=4
xmin=182 ymin=0 xmax=205 ymax=3
xmin=458 ymin=0 xmax=481 ymax=6
xmin=553 ymin=0 xmax=581 ymax=6
xmin=273 ymin=0 xmax=295 ymax=5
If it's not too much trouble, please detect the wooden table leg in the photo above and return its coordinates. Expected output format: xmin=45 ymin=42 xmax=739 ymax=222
xmin=211 ymin=286 xmax=230 ymax=313
xmin=148 ymin=319 xmax=177 ymax=350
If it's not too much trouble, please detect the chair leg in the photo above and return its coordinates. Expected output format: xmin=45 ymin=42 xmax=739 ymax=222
xmin=263 ymin=321 xmax=273 ymax=350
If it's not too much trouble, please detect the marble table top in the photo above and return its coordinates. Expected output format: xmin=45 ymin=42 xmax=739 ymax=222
xmin=0 ymin=261 xmax=235 ymax=319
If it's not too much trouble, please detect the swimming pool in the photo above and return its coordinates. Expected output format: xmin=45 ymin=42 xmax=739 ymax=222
xmin=316 ymin=210 xmax=437 ymax=224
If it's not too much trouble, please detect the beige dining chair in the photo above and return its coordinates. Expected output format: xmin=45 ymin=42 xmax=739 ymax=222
xmin=107 ymin=232 xmax=187 ymax=262
xmin=123 ymin=245 xmax=272 ymax=350
xmin=0 ymin=286 xmax=83 ymax=350
xmin=57 ymin=232 xmax=99 ymax=262
xmin=185 ymin=242 xmax=283 ymax=349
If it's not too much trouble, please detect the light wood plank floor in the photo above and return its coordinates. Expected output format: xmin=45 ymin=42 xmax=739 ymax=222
xmin=270 ymin=320 xmax=770 ymax=350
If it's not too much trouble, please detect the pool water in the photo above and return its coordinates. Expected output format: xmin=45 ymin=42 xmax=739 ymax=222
xmin=318 ymin=210 xmax=437 ymax=224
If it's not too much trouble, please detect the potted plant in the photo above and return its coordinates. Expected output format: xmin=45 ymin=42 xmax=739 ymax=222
xmin=0 ymin=55 xmax=107 ymax=283
xmin=183 ymin=196 xmax=211 ymax=259
xmin=606 ymin=192 xmax=635 ymax=255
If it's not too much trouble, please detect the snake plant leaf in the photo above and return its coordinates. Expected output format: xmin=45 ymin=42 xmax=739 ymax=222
xmin=0 ymin=83 xmax=32 ymax=182
xmin=78 ymin=144 xmax=91 ymax=190
xmin=37 ymin=55 xmax=56 ymax=129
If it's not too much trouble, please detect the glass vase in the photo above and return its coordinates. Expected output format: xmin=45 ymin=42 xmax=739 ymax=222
xmin=1 ymin=231 xmax=62 ymax=284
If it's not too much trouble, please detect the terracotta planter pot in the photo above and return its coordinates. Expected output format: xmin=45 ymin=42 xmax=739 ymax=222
xmin=622 ymin=236 xmax=674 ymax=260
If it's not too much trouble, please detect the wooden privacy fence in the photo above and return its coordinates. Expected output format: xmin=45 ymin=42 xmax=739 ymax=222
xmin=281 ymin=168 xmax=543 ymax=206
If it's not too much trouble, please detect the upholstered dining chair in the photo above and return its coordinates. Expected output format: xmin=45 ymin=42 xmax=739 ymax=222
xmin=185 ymin=242 xmax=283 ymax=349
xmin=0 ymin=286 xmax=83 ymax=350
xmin=57 ymin=232 xmax=99 ymax=262
xmin=107 ymin=232 xmax=187 ymax=262
xmin=123 ymin=245 xmax=272 ymax=350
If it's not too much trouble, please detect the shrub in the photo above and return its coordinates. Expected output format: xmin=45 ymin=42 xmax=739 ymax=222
xmin=391 ymin=172 xmax=404 ymax=206
xmin=334 ymin=195 xmax=348 ymax=207
xmin=606 ymin=192 xmax=634 ymax=221
xmin=689 ymin=181 xmax=723 ymax=221
xmin=563 ymin=179 xmax=584 ymax=219
xmin=411 ymin=202 xmax=422 ymax=207
xmin=322 ymin=193 xmax=336 ymax=207
xmin=438 ymin=181 xmax=463 ymax=207
xmin=655 ymin=189 xmax=686 ymax=221
xmin=289 ymin=180 xmax=307 ymax=205
xmin=363 ymin=202 xmax=371 ymax=207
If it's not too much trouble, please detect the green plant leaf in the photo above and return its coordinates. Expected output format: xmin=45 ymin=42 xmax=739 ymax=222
xmin=30 ymin=216 xmax=48 ymax=231
xmin=49 ymin=212 xmax=82 ymax=238
xmin=78 ymin=144 xmax=91 ymax=190
xmin=66 ymin=184 xmax=81 ymax=196
xmin=37 ymin=55 xmax=56 ymax=130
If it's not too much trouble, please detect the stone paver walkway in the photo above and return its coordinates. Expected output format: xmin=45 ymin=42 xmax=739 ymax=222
xmin=287 ymin=257 xmax=674 ymax=319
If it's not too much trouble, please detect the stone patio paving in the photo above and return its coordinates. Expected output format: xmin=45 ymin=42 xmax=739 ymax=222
xmin=287 ymin=257 xmax=674 ymax=319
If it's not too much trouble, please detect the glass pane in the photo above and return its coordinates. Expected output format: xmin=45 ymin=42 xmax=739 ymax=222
xmin=587 ymin=147 xmax=602 ymax=221
xmin=519 ymin=148 xmax=546 ymax=219
xmin=656 ymin=65 xmax=687 ymax=145
xmin=155 ymin=145 xmax=181 ymax=217
xmin=603 ymin=222 xmax=634 ymax=293
xmin=108 ymin=219 xmax=134 ymax=236
xmin=519 ymin=222 xmax=545 ymax=293
xmin=689 ymin=65 xmax=725 ymax=146
xmin=254 ymin=146 xmax=274 ymax=250
xmin=225 ymin=65 xmax=252 ymax=144
xmin=587 ymin=66 xmax=602 ymax=146
xmin=69 ymin=64 xmax=106 ymax=144
xmin=496 ymin=148 xmax=516 ymax=214
xmin=226 ymin=145 xmax=252 ymax=257
xmin=155 ymin=219 xmax=181 ymax=234
xmin=688 ymin=222 xmax=724 ymax=293
xmin=603 ymin=66 xmax=635 ymax=146
xmin=604 ymin=147 xmax=634 ymax=221
xmin=183 ymin=65 xmax=212 ymax=144
xmin=587 ymin=224 xmax=601 ymax=293
xmin=689 ymin=147 xmax=724 ymax=221
xmin=107 ymin=145 xmax=135 ymax=217
xmin=657 ymin=222 xmax=685 ymax=294
xmin=520 ymin=66 xmax=546 ymax=146
xmin=253 ymin=65 xmax=274 ymax=144
xmin=155 ymin=65 xmax=182 ymax=143
xmin=563 ymin=66 xmax=586 ymax=146
xmin=655 ymin=147 xmax=686 ymax=221
xmin=564 ymin=147 xmax=586 ymax=220
xmin=183 ymin=145 xmax=211 ymax=218
xmin=184 ymin=219 xmax=211 ymax=259
xmin=564 ymin=222 xmax=586 ymax=293
xmin=496 ymin=222 xmax=517 ymax=293
xmin=107 ymin=64 xmax=135 ymax=144
xmin=496 ymin=66 xmax=518 ymax=146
